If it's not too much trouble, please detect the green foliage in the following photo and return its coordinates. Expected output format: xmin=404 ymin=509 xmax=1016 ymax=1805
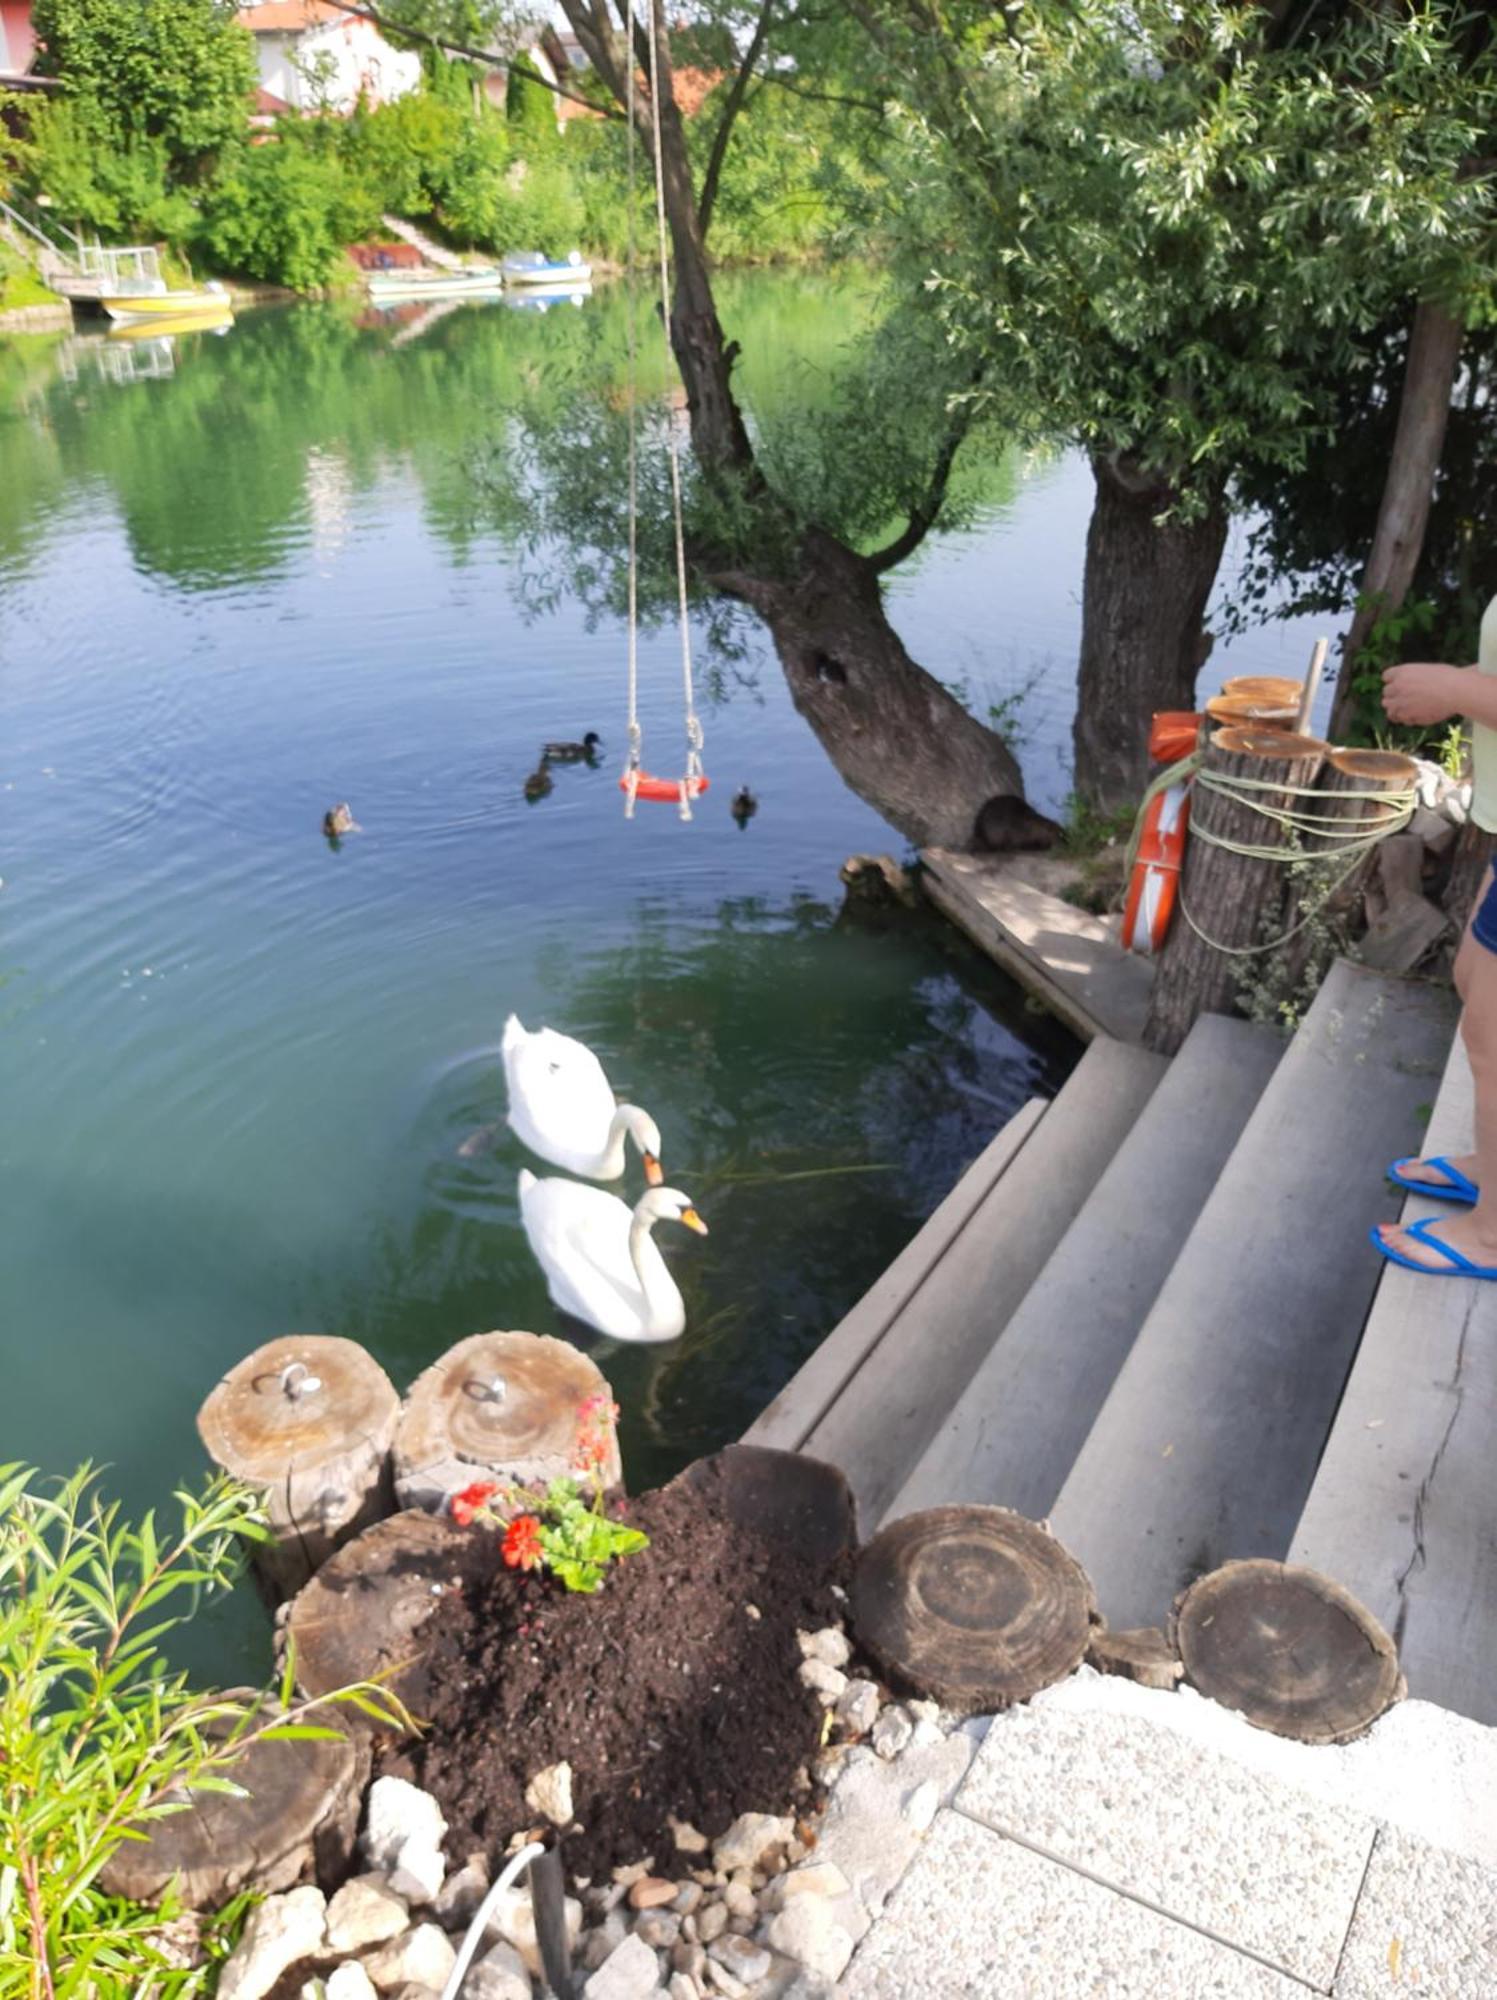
xmin=0 ymin=240 xmax=60 ymax=312
xmin=534 ymin=1477 xmax=648 ymax=1595
xmin=0 ymin=1464 xmax=408 ymax=1995
xmin=506 ymin=64 xmax=558 ymax=150
xmin=9 ymin=94 xmax=197 ymax=240
xmin=197 ymin=139 xmax=377 ymax=291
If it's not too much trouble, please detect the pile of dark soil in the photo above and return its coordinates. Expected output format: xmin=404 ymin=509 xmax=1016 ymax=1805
xmin=396 ymin=1457 xmax=846 ymax=1878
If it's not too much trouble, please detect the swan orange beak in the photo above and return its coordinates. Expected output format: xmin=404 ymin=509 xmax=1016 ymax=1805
xmin=643 ymin=1152 xmax=664 ymax=1187
xmin=681 ymin=1206 xmax=708 ymax=1236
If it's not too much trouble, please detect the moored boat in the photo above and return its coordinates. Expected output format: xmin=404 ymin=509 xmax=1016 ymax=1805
xmin=365 ymin=266 xmax=503 ymax=303
xmin=501 ymin=250 xmax=593 ymax=288
xmin=100 ymin=284 xmax=232 ymax=323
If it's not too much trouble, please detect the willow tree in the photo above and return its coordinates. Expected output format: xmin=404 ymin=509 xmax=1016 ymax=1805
xmin=853 ymin=0 xmax=1495 ymax=804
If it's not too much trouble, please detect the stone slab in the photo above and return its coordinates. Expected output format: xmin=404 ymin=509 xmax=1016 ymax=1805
xmin=922 ymin=848 xmax=1154 ymax=1043
xmin=1333 ymin=1826 xmax=1497 ymax=1999
xmin=958 ymin=1696 xmax=1374 ymax=1987
xmin=844 ymin=1810 xmax=1306 ymax=1999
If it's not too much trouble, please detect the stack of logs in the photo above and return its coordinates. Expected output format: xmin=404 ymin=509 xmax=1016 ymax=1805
xmin=1143 ymin=717 xmax=1482 ymax=1056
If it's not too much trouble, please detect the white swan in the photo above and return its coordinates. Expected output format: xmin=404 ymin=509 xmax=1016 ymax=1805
xmin=518 ymin=1172 xmax=707 ymax=1343
xmin=502 ymin=1014 xmax=663 ymax=1184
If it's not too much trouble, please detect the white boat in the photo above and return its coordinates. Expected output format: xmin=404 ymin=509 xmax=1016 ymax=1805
xmin=100 ymin=282 xmax=232 ymax=323
xmin=501 ymin=250 xmax=593 ymax=289
xmin=365 ymin=266 xmax=503 ymax=303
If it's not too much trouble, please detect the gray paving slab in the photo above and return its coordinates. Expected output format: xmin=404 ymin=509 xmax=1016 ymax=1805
xmin=958 ymin=1695 xmax=1375 ymax=1987
xmin=843 ymin=1810 xmax=1307 ymax=2000
xmin=1333 ymin=1825 xmax=1497 ymax=1999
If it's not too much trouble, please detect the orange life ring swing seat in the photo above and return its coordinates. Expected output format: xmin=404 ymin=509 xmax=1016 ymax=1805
xmin=620 ymin=771 xmax=711 ymax=806
xmin=1120 ymin=709 xmax=1202 ymax=957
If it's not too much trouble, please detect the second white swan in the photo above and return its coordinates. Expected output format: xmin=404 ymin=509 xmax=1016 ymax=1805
xmin=502 ymin=1013 xmax=663 ymax=1183
xmin=518 ymin=1172 xmax=706 ymax=1342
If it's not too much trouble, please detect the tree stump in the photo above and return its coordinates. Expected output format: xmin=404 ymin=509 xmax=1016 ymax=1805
xmin=1172 ymin=1559 xmax=1403 ymax=1744
xmin=1220 ymin=676 xmax=1304 ymax=709
xmin=283 ymin=1508 xmax=467 ymax=1723
xmin=394 ymin=1330 xmax=621 ymax=1512
xmin=1143 ymin=727 xmax=1329 ymax=1054
xmin=851 ymin=1505 xmax=1096 ymax=1715
xmin=100 ymin=1696 xmax=366 ymax=1910
xmin=198 ymin=1335 xmax=400 ymax=1603
xmin=1279 ymin=747 xmax=1420 ymax=982
xmin=1086 ymin=1625 xmax=1183 ymax=1691
xmin=1204 ymin=692 xmax=1298 ymax=730
xmin=1442 ymin=818 xmax=1496 ymax=933
xmin=675 ymin=1445 xmax=858 ymax=1566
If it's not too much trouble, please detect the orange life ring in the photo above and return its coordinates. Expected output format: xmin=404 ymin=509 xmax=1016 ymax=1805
xmin=1149 ymin=711 xmax=1203 ymax=764
xmin=620 ymin=771 xmax=711 ymax=804
xmin=1122 ymin=781 xmax=1190 ymax=956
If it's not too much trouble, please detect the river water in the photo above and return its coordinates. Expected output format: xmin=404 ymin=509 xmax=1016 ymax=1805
xmin=0 ymin=272 xmax=1323 ymax=1667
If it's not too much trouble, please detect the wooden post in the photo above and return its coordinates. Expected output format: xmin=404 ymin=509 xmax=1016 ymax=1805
xmin=393 ymin=1331 xmax=622 ymax=1513
xmin=198 ymin=1335 xmax=400 ymax=1603
xmin=1295 ymin=638 xmax=1330 ymax=737
xmin=1143 ymin=727 xmax=1329 ymax=1055
xmin=1279 ymin=748 xmax=1419 ymax=978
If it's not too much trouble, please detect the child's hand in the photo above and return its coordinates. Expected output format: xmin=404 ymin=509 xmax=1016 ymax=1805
xmin=1382 ymin=662 xmax=1463 ymax=727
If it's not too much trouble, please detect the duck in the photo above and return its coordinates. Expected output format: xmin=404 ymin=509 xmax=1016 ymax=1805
xmin=730 ymin=785 xmax=758 ymax=825
xmin=523 ymin=766 xmax=554 ymax=802
xmin=519 ymin=1172 xmax=706 ymax=1342
xmin=502 ymin=1014 xmax=663 ymax=1183
xmin=542 ymin=732 xmax=602 ymax=763
xmin=323 ymin=803 xmax=360 ymax=838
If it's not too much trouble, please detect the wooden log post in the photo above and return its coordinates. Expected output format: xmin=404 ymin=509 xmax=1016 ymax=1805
xmin=1279 ymin=748 xmax=1420 ymax=982
xmin=1143 ymin=727 xmax=1329 ymax=1055
xmin=198 ymin=1335 xmax=400 ymax=1604
xmin=393 ymin=1330 xmax=622 ymax=1513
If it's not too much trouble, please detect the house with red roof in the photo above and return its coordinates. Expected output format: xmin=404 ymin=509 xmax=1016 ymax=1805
xmin=0 ymin=1 xmax=42 ymax=87
xmin=236 ymin=2 xmax=420 ymax=116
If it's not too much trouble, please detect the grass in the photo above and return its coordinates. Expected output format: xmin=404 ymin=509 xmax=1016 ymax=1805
xmin=0 ymin=243 xmax=62 ymax=313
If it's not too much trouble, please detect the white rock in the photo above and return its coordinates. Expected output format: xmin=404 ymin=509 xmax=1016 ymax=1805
xmin=708 ymin=1935 xmax=771 ymax=1985
xmin=388 ymin=1838 xmax=446 ymax=1906
xmin=903 ymin=1779 xmax=940 ymax=1832
xmin=871 ymin=1706 xmax=914 ymax=1761
xmin=704 ymin=1959 xmax=744 ymax=1997
xmin=634 ymin=1909 xmax=681 ymax=1949
xmin=580 ymin=1931 xmax=661 ymax=2000
xmin=796 ymin=1627 xmax=850 ymax=1669
xmin=324 ymin=1970 xmax=379 ymax=2000
xmin=525 ymin=1760 xmax=575 ymax=1828
xmin=581 ymin=1909 xmax=629 ymax=1969
xmin=486 ymin=1884 xmax=584 ymax=1976
xmin=694 ymin=1902 xmax=729 ymax=1945
xmin=325 ymin=1875 xmax=409 ymax=1955
xmin=668 ymin=1975 xmax=699 ymax=2000
xmin=463 ymin=1940 xmax=533 ymax=2000
xmin=362 ymin=1923 xmax=456 ymax=1993
xmin=837 ymin=1679 xmax=880 ymax=1736
xmin=778 ymin=1861 xmax=850 ymax=1903
xmin=217 ymin=1887 xmax=327 ymax=2000
xmin=763 ymin=1898 xmax=854 ymax=1984
xmin=907 ymin=1700 xmax=945 ymax=1749
xmin=363 ymin=1777 xmax=447 ymax=1873
xmin=713 ymin=1813 xmax=794 ymax=1874
xmin=722 ymin=1879 xmax=756 ymax=1921
xmin=669 ymin=1817 xmax=709 ymax=1854
xmin=431 ymin=1854 xmax=490 ymax=1928
xmin=796 ymin=1659 xmax=846 ymax=1703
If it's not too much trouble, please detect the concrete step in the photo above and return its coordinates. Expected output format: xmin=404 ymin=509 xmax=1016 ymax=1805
xmin=786 ymin=1035 xmax=1168 ymax=1533
xmin=381 ymin=213 xmax=468 ymax=272
xmin=1293 ymin=1032 xmax=1497 ymax=1724
xmin=1048 ymin=961 xmax=1456 ymax=1629
xmin=889 ymin=1012 xmax=1283 ymax=1524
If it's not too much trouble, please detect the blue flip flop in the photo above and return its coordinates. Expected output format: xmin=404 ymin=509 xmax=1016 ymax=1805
xmin=1387 ymin=1156 xmax=1480 ymax=1206
xmin=1371 ymin=1215 xmax=1497 ymax=1280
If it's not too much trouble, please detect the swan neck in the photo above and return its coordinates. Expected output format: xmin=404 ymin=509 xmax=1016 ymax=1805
xmin=601 ymin=1104 xmax=643 ymax=1178
xmin=628 ymin=1212 xmax=677 ymax=1326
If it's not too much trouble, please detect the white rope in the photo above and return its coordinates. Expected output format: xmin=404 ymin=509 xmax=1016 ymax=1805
xmin=622 ymin=0 xmax=641 ymax=818
xmin=643 ymin=0 xmax=704 ymax=822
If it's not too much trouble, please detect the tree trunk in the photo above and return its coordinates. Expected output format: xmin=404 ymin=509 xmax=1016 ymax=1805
xmin=1075 ymin=457 xmax=1229 ymax=810
xmin=1328 ymin=302 xmax=1463 ymax=739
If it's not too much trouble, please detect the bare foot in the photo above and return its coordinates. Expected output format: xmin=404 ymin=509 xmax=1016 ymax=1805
xmin=1392 ymin=1153 xmax=1479 ymax=1194
xmin=1375 ymin=1210 xmax=1497 ymax=1271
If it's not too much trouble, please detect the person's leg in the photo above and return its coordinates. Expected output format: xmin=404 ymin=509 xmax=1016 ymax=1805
xmin=1377 ymin=922 xmax=1497 ymax=1268
xmin=1389 ymin=861 xmax=1491 ymax=1194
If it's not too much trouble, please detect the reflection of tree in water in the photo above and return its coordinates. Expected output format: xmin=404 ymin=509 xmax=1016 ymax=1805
xmin=304 ymin=890 xmax=1073 ymax=1488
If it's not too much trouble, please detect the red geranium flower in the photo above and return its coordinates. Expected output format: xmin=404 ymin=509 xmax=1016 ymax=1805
xmin=572 ymin=1395 xmax=620 ymax=1474
xmin=503 ymin=1514 xmax=545 ymax=1571
xmin=449 ymin=1480 xmax=499 ymax=1528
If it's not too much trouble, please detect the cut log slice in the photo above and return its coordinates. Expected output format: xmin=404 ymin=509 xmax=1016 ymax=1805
xmin=1086 ymin=1624 xmax=1183 ymax=1691
xmin=851 ymin=1505 xmax=1096 ymax=1714
xmin=675 ymin=1445 xmax=858 ymax=1566
xmin=198 ymin=1334 xmax=399 ymax=1601
xmin=1172 ymin=1559 xmax=1403 ymax=1744
xmin=100 ymin=1695 xmax=365 ymax=1910
xmin=394 ymin=1330 xmax=621 ymax=1511
xmin=284 ymin=1508 xmax=468 ymax=1722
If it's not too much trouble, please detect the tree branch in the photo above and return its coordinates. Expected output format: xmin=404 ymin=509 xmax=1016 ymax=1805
xmin=760 ymin=70 xmax=884 ymax=117
xmin=698 ymin=0 xmax=776 ymax=237
xmin=318 ymin=0 xmax=625 ymax=119
xmin=867 ymin=379 xmax=984 ymax=574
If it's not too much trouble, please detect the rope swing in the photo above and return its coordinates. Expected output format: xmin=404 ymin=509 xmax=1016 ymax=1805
xmin=620 ymin=0 xmax=708 ymax=822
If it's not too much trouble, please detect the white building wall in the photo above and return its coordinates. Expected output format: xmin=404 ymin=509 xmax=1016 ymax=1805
xmin=251 ymin=17 xmax=421 ymax=113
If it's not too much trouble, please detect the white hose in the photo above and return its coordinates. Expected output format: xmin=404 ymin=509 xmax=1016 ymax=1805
xmin=438 ymin=1839 xmax=546 ymax=2000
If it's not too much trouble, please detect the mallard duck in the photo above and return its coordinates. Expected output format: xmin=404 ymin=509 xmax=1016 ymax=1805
xmin=323 ymin=803 xmax=359 ymax=838
xmin=730 ymin=785 xmax=758 ymax=825
xmin=501 ymin=1014 xmax=663 ymax=1183
xmin=542 ymin=732 xmax=602 ymax=763
xmin=518 ymin=1173 xmax=706 ymax=1342
xmin=523 ymin=766 xmax=554 ymax=802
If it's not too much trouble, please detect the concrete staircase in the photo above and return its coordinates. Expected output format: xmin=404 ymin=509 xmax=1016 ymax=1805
xmin=746 ymin=960 xmax=1496 ymax=1719
xmin=380 ymin=214 xmax=469 ymax=272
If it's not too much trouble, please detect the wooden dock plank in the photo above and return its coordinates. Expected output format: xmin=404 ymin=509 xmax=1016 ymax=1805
xmin=1048 ymin=963 xmax=1457 ymax=1630
xmin=889 ymin=1013 xmax=1283 ymax=1525
xmin=921 ymin=848 xmax=1153 ymax=1044
xmin=1292 ymin=1036 xmax=1497 ymax=1724
xmin=797 ymin=1037 xmax=1168 ymax=1531
xmin=744 ymin=1098 xmax=1047 ymax=1456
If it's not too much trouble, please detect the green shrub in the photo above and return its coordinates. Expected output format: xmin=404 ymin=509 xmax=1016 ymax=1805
xmin=11 ymin=95 xmax=195 ymax=241
xmin=197 ymin=139 xmax=377 ymax=291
